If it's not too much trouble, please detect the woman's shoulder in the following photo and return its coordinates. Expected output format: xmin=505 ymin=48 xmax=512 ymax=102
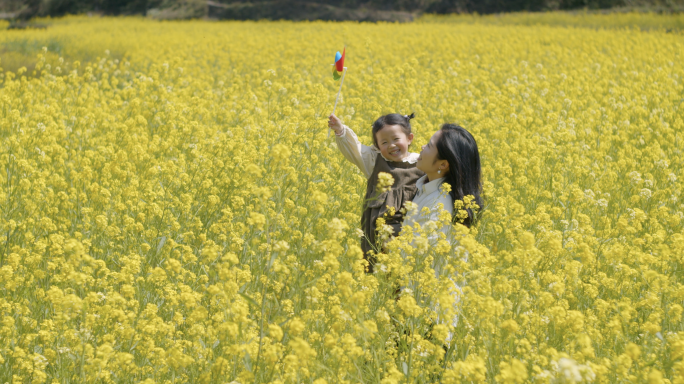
xmin=434 ymin=185 xmax=454 ymax=213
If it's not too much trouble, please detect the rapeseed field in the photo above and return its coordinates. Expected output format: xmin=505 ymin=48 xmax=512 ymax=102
xmin=0 ymin=15 xmax=683 ymax=383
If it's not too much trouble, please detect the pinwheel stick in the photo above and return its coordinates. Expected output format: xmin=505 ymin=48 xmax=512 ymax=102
xmin=329 ymin=67 xmax=347 ymax=137
xmin=332 ymin=67 xmax=347 ymax=116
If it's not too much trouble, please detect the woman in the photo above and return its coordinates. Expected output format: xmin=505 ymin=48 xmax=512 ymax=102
xmin=401 ymin=123 xmax=483 ymax=339
xmin=405 ymin=123 xmax=483 ymax=238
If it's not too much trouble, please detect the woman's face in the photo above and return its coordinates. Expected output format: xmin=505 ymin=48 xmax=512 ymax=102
xmin=417 ymin=130 xmax=449 ymax=180
xmin=375 ymin=124 xmax=413 ymax=162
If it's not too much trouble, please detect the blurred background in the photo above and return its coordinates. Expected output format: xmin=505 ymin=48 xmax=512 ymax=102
xmin=1 ymin=0 xmax=683 ymax=22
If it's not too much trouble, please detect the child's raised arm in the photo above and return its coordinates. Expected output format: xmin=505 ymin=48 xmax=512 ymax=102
xmin=329 ymin=114 xmax=378 ymax=179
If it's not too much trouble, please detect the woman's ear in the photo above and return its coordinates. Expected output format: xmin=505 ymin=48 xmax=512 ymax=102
xmin=406 ymin=133 xmax=414 ymax=145
xmin=441 ymin=161 xmax=450 ymax=173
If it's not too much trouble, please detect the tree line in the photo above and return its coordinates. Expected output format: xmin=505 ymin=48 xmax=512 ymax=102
xmin=1 ymin=0 xmax=680 ymax=21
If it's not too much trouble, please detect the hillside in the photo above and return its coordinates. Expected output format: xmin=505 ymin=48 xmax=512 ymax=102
xmin=1 ymin=0 xmax=683 ymax=21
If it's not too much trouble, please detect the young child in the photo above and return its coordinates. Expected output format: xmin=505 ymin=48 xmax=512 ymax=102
xmin=328 ymin=113 xmax=424 ymax=273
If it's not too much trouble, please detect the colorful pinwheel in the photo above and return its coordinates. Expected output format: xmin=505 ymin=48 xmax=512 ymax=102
xmin=332 ymin=48 xmax=345 ymax=80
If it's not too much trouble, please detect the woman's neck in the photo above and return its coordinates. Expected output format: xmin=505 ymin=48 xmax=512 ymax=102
xmin=425 ymin=172 xmax=443 ymax=183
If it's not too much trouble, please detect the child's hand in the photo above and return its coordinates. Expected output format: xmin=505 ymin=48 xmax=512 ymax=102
xmin=328 ymin=114 xmax=344 ymax=135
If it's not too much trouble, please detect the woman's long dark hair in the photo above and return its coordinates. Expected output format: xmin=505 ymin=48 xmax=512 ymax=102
xmin=435 ymin=124 xmax=483 ymax=227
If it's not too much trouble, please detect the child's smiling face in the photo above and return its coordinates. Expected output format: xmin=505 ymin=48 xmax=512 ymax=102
xmin=375 ymin=124 xmax=413 ymax=162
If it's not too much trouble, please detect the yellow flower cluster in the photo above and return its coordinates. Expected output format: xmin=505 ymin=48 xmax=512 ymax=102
xmin=0 ymin=14 xmax=683 ymax=383
xmin=376 ymin=172 xmax=395 ymax=194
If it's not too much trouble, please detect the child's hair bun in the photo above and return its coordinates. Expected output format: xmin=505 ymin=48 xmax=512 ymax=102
xmin=405 ymin=113 xmax=415 ymax=121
